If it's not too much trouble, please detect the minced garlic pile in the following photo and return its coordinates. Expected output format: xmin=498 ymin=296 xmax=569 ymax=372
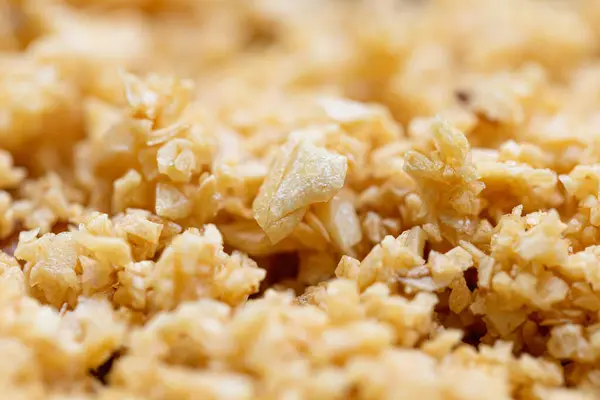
xmin=3 ymin=0 xmax=600 ymax=398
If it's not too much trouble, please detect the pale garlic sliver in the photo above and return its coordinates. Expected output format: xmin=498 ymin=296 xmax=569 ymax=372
xmin=313 ymin=191 xmax=362 ymax=255
xmin=157 ymin=138 xmax=198 ymax=183
xmin=155 ymin=183 xmax=191 ymax=220
xmin=253 ymin=134 xmax=347 ymax=244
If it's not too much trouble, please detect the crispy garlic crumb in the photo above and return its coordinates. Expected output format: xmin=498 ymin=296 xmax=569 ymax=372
xmin=2 ymin=0 xmax=600 ymax=398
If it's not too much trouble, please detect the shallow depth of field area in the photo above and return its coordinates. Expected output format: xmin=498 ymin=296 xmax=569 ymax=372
xmin=1 ymin=0 xmax=600 ymax=399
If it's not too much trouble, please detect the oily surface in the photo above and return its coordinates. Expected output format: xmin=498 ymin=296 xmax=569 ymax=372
xmin=2 ymin=0 xmax=600 ymax=398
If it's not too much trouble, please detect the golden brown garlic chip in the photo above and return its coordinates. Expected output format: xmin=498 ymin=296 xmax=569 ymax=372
xmin=253 ymin=131 xmax=348 ymax=244
xmin=4 ymin=0 xmax=600 ymax=398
